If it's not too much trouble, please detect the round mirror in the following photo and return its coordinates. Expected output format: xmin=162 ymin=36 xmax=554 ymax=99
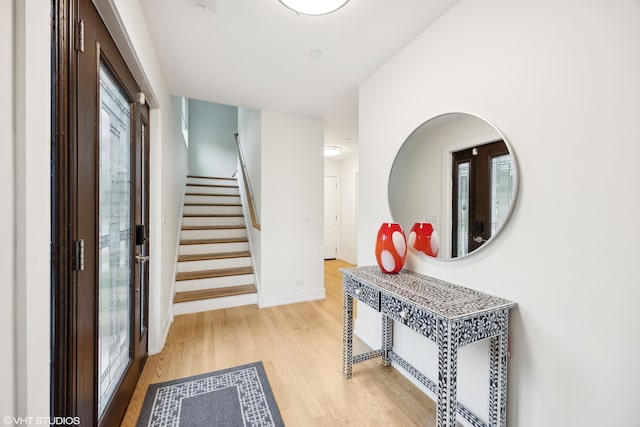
xmin=388 ymin=112 xmax=518 ymax=259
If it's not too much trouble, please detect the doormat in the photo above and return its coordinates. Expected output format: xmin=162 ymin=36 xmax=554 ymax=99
xmin=136 ymin=361 xmax=285 ymax=427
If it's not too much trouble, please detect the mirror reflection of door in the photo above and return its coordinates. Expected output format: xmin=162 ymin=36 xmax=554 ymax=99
xmin=53 ymin=0 xmax=149 ymax=424
xmin=452 ymin=140 xmax=514 ymax=257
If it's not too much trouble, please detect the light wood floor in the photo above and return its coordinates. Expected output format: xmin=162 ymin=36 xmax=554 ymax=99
xmin=120 ymin=259 xmax=438 ymax=426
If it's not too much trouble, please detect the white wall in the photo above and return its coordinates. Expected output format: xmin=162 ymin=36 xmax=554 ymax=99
xmin=1 ymin=0 xmax=16 ymax=419
xmin=237 ymin=107 xmax=262 ymax=287
xmin=359 ymin=0 xmax=640 ymax=426
xmin=260 ymin=111 xmax=325 ymax=307
xmin=12 ymin=0 xmax=52 ymax=419
xmin=188 ymin=100 xmax=238 ymax=177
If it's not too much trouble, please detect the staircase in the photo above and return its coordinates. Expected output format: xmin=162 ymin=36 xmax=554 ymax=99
xmin=173 ymin=175 xmax=258 ymax=315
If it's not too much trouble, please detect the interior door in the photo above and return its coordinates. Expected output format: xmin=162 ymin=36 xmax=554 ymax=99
xmin=55 ymin=0 xmax=149 ymax=424
xmin=324 ymin=175 xmax=338 ymax=259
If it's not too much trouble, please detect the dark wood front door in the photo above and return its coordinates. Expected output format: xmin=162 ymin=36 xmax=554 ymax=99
xmin=451 ymin=140 xmax=510 ymax=257
xmin=53 ymin=0 xmax=149 ymax=424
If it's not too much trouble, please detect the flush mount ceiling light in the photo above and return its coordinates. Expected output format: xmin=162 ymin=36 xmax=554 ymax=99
xmin=279 ymin=0 xmax=350 ymax=16
xmin=324 ymin=145 xmax=343 ymax=157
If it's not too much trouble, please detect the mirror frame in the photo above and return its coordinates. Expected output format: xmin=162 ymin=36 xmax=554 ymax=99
xmin=388 ymin=112 xmax=519 ymax=261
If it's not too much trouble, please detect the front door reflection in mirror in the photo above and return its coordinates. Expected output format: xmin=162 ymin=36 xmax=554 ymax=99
xmin=388 ymin=113 xmax=518 ymax=259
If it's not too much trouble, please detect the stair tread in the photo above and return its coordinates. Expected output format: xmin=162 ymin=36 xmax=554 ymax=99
xmin=183 ymin=213 xmax=244 ymax=218
xmin=184 ymin=193 xmax=240 ymax=197
xmin=187 ymin=175 xmax=236 ymax=180
xmin=182 ymin=225 xmax=246 ymax=230
xmin=176 ymin=266 xmax=254 ymax=281
xmin=174 ymin=284 xmax=257 ymax=304
xmin=186 ymin=183 xmax=239 ymax=188
xmin=185 ymin=203 xmax=242 ymax=206
xmin=178 ymin=251 xmax=251 ymax=262
xmin=181 ymin=237 xmax=248 ymax=245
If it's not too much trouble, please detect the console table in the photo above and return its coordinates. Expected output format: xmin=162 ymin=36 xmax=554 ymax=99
xmin=341 ymin=266 xmax=516 ymax=427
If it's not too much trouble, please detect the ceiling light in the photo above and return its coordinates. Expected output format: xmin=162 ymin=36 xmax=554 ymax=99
xmin=279 ymin=0 xmax=350 ymax=16
xmin=324 ymin=146 xmax=343 ymax=157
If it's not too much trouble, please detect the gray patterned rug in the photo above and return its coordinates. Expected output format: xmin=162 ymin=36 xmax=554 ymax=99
xmin=136 ymin=361 xmax=285 ymax=427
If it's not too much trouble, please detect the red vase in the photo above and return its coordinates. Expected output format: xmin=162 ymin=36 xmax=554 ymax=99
xmin=375 ymin=223 xmax=407 ymax=274
xmin=408 ymin=222 xmax=439 ymax=257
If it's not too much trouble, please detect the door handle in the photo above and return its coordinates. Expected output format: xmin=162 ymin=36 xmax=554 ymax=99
xmin=473 ymin=235 xmax=487 ymax=243
xmin=135 ymin=254 xmax=150 ymax=263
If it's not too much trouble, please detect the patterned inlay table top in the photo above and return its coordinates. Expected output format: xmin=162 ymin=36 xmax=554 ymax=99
xmin=340 ymin=266 xmax=516 ymax=320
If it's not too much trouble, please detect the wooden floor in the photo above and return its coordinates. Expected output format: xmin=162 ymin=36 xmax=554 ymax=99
xmin=120 ymin=259 xmax=438 ymax=426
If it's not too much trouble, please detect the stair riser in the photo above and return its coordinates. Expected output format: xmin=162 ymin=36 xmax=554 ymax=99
xmin=180 ymin=228 xmax=247 ymax=240
xmin=184 ymin=194 xmax=241 ymax=204
xmin=186 ymin=185 xmax=239 ymax=196
xmin=177 ymin=256 xmax=252 ymax=273
xmin=186 ymin=177 xmax=237 ymax=186
xmin=172 ymin=293 xmax=258 ymax=315
xmin=179 ymin=241 xmax=249 ymax=255
xmin=175 ymin=274 xmax=255 ymax=293
xmin=182 ymin=216 xmax=245 ymax=227
xmin=184 ymin=205 xmax=243 ymax=215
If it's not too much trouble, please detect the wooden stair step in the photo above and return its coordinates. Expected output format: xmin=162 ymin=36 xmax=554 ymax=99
xmin=178 ymin=251 xmax=251 ymax=262
xmin=180 ymin=237 xmax=248 ymax=245
xmin=185 ymin=203 xmax=242 ymax=206
xmin=187 ymin=175 xmax=236 ymax=180
xmin=176 ymin=266 xmax=254 ymax=281
xmin=182 ymin=225 xmax=246 ymax=230
xmin=182 ymin=213 xmax=244 ymax=218
xmin=185 ymin=193 xmax=239 ymax=197
xmin=174 ymin=284 xmax=257 ymax=304
xmin=186 ymin=183 xmax=239 ymax=188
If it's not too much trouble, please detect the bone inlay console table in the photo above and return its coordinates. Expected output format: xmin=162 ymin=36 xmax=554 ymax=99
xmin=341 ymin=266 xmax=516 ymax=427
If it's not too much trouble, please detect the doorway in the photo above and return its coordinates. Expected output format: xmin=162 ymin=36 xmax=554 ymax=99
xmin=324 ymin=175 xmax=338 ymax=259
xmin=52 ymin=0 xmax=149 ymax=424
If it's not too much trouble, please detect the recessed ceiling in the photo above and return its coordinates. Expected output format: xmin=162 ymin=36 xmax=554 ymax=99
xmin=139 ymin=0 xmax=459 ymax=155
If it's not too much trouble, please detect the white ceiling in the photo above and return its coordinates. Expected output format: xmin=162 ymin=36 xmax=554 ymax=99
xmin=139 ymin=0 xmax=459 ymax=158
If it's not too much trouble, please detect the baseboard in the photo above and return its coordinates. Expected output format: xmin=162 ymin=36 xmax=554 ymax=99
xmin=337 ymin=252 xmax=356 ymax=265
xmin=259 ymin=287 xmax=326 ymax=308
xmin=354 ymin=317 xmax=381 ymax=349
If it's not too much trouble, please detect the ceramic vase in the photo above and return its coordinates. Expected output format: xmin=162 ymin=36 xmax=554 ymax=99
xmin=375 ymin=223 xmax=407 ymax=274
xmin=408 ymin=222 xmax=439 ymax=257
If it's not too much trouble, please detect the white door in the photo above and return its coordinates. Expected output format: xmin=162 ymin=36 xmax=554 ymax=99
xmin=324 ymin=176 xmax=338 ymax=259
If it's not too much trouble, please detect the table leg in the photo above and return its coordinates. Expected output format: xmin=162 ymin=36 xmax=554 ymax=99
xmin=381 ymin=315 xmax=392 ymax=366
xmin=489 ymin=336 xmax=499 ymax=427
xmin=342 ymin=293 xmax=354 ymax=378
xmin=499 ymin=317 xmax=509 ymax=427
xmin=437 ymin=320 xmax=458 ymax=427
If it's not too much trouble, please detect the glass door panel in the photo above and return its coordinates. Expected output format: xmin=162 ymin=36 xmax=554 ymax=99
xmin=490 ymin=154 xmax=515 ymax=235
xmin=98 ymin=62 xmax=132 ymax=416
xmin=456 ymin=162 xmax=470 ymax=257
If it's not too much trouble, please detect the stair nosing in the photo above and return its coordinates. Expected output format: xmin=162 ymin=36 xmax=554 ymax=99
xmin=184 ymin=203 xmax=242 ymax=208
xmin=185 ymin=193 xmax=240 ymax=197
xmin=181 ymin=225 xmax=246 ymax=230
xmin=182 ymin=214 xmax=244 ymax=218
xmin=176 ymin=266 xmax=254 ymax=281
xmin=173 ymin=284 xmax=257 ymax=304
xmin=180 ymin=237 xmax=248 ymax=245
xmin=186 ymin=183 xmax=239 ymax=188
xmin=187 ymin=175 xmax=236 ymax=180
xmin=178 ymin=251 xmax=251 ymax=262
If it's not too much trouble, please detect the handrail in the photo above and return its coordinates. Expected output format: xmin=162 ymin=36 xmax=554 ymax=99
xmin=234 ymin=133 xmax=261 ymax=230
